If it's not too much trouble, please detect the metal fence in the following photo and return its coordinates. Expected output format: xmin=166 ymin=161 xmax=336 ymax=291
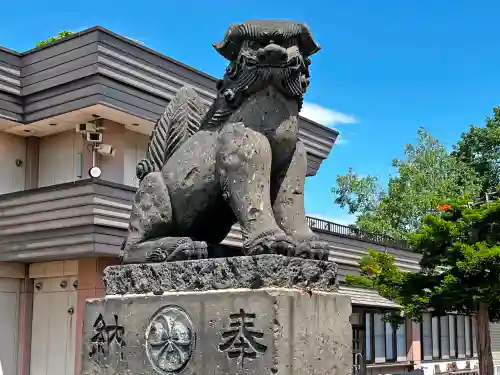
xmin=306 ymin=216 xmax=411 ymax=250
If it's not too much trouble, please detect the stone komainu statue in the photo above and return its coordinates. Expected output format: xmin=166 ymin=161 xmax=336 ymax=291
xmin=121 ymin=20 xmax=332 ymax=263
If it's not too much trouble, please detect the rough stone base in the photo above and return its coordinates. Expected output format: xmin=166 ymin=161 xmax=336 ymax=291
xmin=81 ymin=288 xmax=352 ymax=375
xmin=103 ymin=255 xmax=339 ymax=295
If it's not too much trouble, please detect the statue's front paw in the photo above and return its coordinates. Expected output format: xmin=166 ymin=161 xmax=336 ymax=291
xmin=244 ymin=229 xmax=297 ymax=256
xmin=294 ymin=240 xmax=331 ymax=261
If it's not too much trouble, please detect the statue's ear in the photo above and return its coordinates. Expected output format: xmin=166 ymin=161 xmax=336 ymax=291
xmin=213 ymin=24 xmax=241 ymax=61
xmin=298 ymin=23 xmax=321 ymax=57
xmin=213 ymin=40 xmax=241 ymax=61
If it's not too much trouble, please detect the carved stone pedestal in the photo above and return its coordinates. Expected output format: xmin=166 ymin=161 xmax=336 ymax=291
xmin=80 ymin=255 xmax=352 ymax=375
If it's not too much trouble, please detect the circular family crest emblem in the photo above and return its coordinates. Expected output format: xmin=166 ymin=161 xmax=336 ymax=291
xmin=145 ymin=305 xmax=196 ymax=374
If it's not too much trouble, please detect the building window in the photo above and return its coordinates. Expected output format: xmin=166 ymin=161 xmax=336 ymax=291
xmin=365 ymin=312 xmax=407 ymax=363
xmin=457 ymin=315 xmax=465 ymax=358
xmin=432 ymin=316 xmax=440 ymax=358
xmin=420 ymin=313 xmax=476 ymax=360
xmin=422 ymin=314 xmax=433 ymax=360
xmin=440 ymin=316 xmax=450 ymax=359
xmin=385 ymin=322 xmax=395 ymax=361
xmin=472 ymin=317 xmax=478 ymax=357
xmin=374 ymin=313 xmax=385 ymax=363
xmin=365 ymin=313 xmax=372 ymax=362
xmin=396 ymin=323 xmax=407 ymax=361
xmin=449 ymin=315 xmax=456 ymax=358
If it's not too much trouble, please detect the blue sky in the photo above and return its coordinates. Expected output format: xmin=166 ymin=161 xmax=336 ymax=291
xmin=1 ymin=0 xmax=499 ymax=225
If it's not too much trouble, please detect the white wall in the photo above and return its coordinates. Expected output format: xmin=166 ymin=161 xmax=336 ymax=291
xmin=491 ymin=322 xmax=500 ymax=367
xmin=420 ymin=359 xmax=478 ymax=374
xmin=0 ymin=278 xmax=20 ymax=375
xmin=36 ymin=125 xmax=149 ymax=188
xmin=123 ymin=129 xmax=149 ymax=187
xmin=38 ymin=131 xmax=84 ymax=188
xmin=30 ymin=276 xmax=77 ymax=375
xmin=0 ymin=133 xmax=26 ymax=194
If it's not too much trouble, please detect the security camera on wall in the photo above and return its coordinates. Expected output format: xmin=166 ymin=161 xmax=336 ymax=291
xmin=86 ymin=132 xmax=103 ymax=143
xmin=76 ymin=120 xmax=106 ymax=134
xmin=77 ymin=123 xmax=96 ymax=133
xmin=97 ymin=144 xmax=116 ymax=157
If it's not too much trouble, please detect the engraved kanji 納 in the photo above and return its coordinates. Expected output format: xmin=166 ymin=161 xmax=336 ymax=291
xmin=219 ymin=309 xmax=267 ymax=364
xmin=89 ymin=313 xmax=126 ymax=365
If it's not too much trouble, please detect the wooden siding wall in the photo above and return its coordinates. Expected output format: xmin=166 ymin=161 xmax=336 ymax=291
xmin=38 ymin=131 xmax=85 ymax=187
xmin=0 ymin=180 xmax=416 ymax=268
xmin=123 ymin=129 xmax=148 ymax=187
xmin=0 ymin=132 xmax=26 ymax=194
xmin=0 ymin=278 xmax=20 ymax=375
xmin=98 ymin=120 xmax=125 ymax=184
xmin=0 ymin=182 xmax=134 ymax=262
xmin=0 ymin=49 xmax=22 ymax=123
xmin=491 ymin=323 xmax=500 ymax=364
xmin=30 ymin=276 xmax=77 ymax=375
xmin=0 ymin=27 xmax=337 ymax=178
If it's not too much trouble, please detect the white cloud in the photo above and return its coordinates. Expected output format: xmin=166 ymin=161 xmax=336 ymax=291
xmin=335 ymin=134 xmax=348 ymax=146
xmin=300 ymin=102 xmax=357 ymax=128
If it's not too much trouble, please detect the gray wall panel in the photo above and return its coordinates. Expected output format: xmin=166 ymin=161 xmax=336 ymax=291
xmin=0 ymin=49 xmax=21 ymax=68
xmin=0 ymin=57 xmax=21 ymax=97
xmin=0 ymin=179 xmax=414 ymax=265
xmin=99 ymin=85 xmax=165 ymax=118
xmin=23 ymin=74 xmax=101 ymax=106
xmin=24 ymin=83 xmax=103 ymax=114
xmin=97 ymin=65 xmax=187 ymax=104
xmin=99 ymin=96 xmax=162 ymax=123
xmin=20 ymin=31 xmax=99 ymax=66
xmin=0 ymin=26 xmax=337 ymax=175
xmin=21 ymin=53 xmax=98 ymax=87
xmin=0 ymin=98 xmax=23 ymax=117
xmin=98 ymin=76 xmax=168 ymax=107
xmin=0 ymin=91 xmax=22 ymax=105
xmin=97 ymin=32 xmax=217 ymax=92
xmin=24 ymin=94 xmax=104 ymax=123
xmin=97 ymin=55 xmax=214 ymax=106
xmin=22 ymin=57 xmax=98 ymax=95
xmin=0 ymin=106 xmax=22 ymax=122
xmin=22 ymin=42 xmax=98 ymax=77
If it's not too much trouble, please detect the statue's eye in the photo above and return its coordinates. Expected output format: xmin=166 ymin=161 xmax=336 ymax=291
xmin=248 ymin=41 xmax=261 ymax=50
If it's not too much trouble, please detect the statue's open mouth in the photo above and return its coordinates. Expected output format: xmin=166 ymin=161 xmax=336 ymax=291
xmin=245 ymin=55 xmax=303 ymax=69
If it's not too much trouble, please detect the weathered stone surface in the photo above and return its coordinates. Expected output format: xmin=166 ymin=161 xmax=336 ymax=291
xmin=104 ymin=255 xmax=338 ymax=295
xmin=120 ymin=20 xmax=333 ymax=263
xmin=81 ymin=289 xmax=352 ymax=375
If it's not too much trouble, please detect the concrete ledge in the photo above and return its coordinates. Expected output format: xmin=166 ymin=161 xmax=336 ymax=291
xmin=103 ymin=255 xmax=338 ymax=295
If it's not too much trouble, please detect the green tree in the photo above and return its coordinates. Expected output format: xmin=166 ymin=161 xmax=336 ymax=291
xmin=36 ymin=30 xmax=74 ymax=48
xmin=332 ymin=127 xmax=481 ymax=239
xmin=347 ymin=197 xmax=500 ymax=375
xmin=453 ymin=106 xmax=500 ymax=196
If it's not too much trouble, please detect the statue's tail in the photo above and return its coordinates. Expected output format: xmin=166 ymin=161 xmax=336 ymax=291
xmin=136 ymin=86 xmax=208 ymax=181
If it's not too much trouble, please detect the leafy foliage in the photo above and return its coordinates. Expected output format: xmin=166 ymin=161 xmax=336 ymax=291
xmin=348 ymin=197 xmax=500 ymax=320
xmin=347 ymin=197 xmax=500 ymax=373
xmin=36 ymin=31 xmax=74 ymax=48
xmin=332 ymin=127 xmax=482 ymax=240
xmin=453 ymin=106 xmax=500 ymax=196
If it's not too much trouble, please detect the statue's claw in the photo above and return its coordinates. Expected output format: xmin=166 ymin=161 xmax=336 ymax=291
xmin=145 ymin=238 xmax=208 ymax=262
xmin=244 ymin=229 xmax=297 ymax=256
xmin=294 ymin=240 xmax=331 ymax=261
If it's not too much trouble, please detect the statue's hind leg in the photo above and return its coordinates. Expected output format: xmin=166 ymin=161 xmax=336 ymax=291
xmin=121 ymin=172 xmax=207 ymax=263
xmin=271 ymin=141 xmax=331 ymax=260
